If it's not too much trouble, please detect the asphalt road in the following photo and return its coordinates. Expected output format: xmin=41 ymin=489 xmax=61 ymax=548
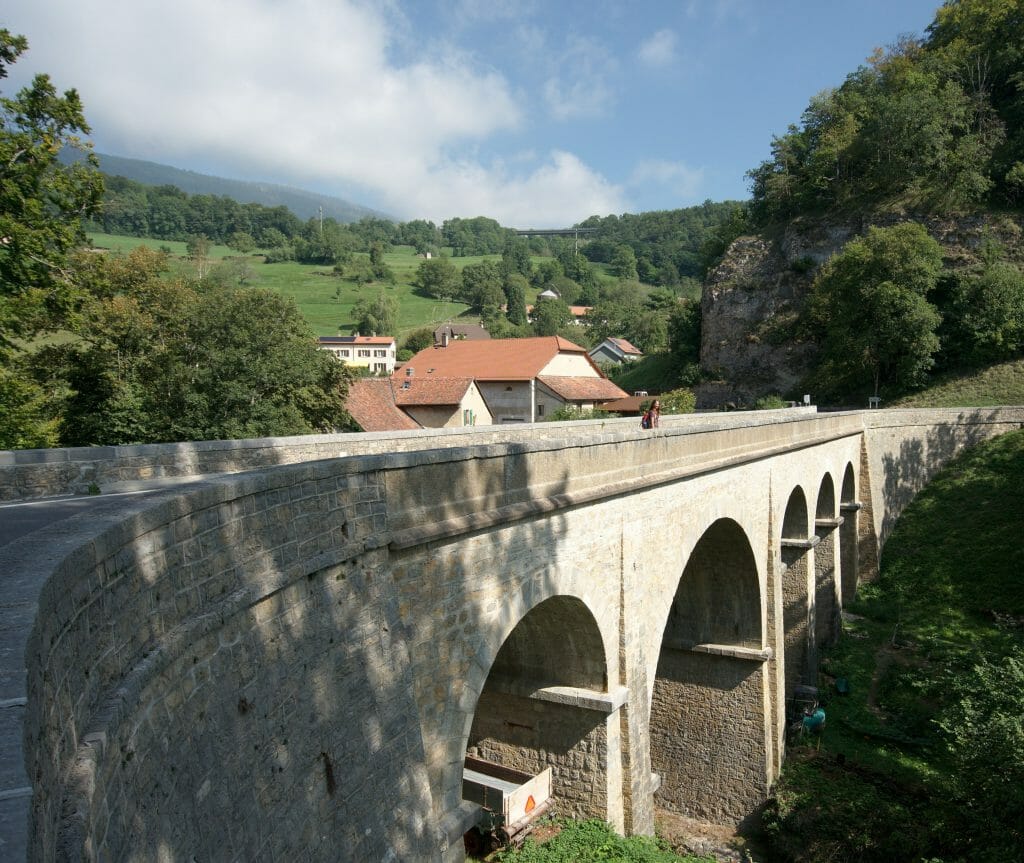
xmin=0 ymin=489 xmax=162 ymax=549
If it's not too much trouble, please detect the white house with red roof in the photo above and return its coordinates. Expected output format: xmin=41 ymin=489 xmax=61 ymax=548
xmin=402 ymin=335 xmax=627 ymax=423
xmin=318 ymin=335 xmax=397 ymax=374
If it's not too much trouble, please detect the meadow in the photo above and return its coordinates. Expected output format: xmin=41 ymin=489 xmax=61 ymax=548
xmin=86 ymin=232 xmax=617 ymax=341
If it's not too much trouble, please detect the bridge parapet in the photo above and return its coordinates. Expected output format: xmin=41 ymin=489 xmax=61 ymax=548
xmin=0 ymin=408 xmax=821 ymax=502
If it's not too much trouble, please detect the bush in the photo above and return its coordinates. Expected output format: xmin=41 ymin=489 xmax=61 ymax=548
xmin=658 ymin=387 xmax=696 ymax=414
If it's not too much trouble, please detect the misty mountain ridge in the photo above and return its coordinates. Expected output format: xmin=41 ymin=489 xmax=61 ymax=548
xmin=62 ymin=150 xmax=392 ymax=224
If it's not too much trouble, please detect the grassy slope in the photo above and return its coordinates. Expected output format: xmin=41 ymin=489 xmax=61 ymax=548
xmin=888 ymin=358 xmax=1024 ymax=408
xmin=87 ymin=233 xmax=625 ymax=342
xmin=766 ymin=428 xmax=1024 ymax=861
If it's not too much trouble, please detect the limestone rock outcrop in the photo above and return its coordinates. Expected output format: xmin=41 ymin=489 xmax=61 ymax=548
xmin=697 ymin=213 xmax=1024 ymax=408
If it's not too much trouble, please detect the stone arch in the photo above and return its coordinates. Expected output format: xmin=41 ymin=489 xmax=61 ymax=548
xmin=780 ymin=487 xmax=812 ymax=702
xmin=813 ymin=474 xmax=840 ymax=648
xmin=839 ymin=462 xmax=860 ymax=606
xmin=464 ymin=595 xmax=621 ymax=825
xmin=648 ymin=518 xmax=769 ymax=823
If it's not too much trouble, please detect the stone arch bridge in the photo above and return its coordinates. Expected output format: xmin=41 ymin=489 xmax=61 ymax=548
xmin=1 ymin=406 xmax=1021 ymax=861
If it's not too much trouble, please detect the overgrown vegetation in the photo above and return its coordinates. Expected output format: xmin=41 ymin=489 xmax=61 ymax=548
xmin=748 ymin=0 xmax=1024 ymax=220
xmin=765 ymin=428 xmax=1024 ymax=862
xmin=494 ymin=819 xmax=713 ymax=863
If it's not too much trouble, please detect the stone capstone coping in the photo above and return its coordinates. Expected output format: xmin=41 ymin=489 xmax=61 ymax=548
xmin=840 ymin=501 xmax=864 ymax=512
xmin=386 ymin=419 xmax=865 ymax=550
xmin=814 ymin=517 xmax=845 ymax=529
xmin=780 ymin=535 xmax=821 ymax=549
xmin=661 ymin=641 xmax=772 ymax=662
xmin=689 ymin=643 xmax=773 ymax=662
xmin=528 ymin=685 xmax=630 ymax=714
xmin=0 ymin=407 xmax=823 ymax=501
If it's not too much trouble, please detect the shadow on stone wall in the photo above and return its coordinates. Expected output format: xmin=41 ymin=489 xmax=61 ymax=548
xmin=877 ymin=409 xmax=1017 ymax=548
xmin=23 ymin=437 xmax=582 ymax=861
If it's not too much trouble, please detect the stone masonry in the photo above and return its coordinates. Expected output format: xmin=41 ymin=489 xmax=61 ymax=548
xmin=1 ymin=407 xmax=1022 ymax=861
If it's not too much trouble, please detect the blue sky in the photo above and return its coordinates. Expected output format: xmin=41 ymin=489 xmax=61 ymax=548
xmin=6 ymin=0 xmax=943 ymax=226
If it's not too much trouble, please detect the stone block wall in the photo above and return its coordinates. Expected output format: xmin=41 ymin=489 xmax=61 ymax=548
xmin=649 ymin=651 xmax=768 ymax=823
xmin=23 ymin=460 xmax=444 ymax=862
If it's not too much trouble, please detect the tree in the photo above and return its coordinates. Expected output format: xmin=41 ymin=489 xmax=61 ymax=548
xmin=532 ymin=296 xmax=572 ymax=336
xmin=501 ymin=237 xmax=532 ymax=278
xmin=658 ymin=387 xmax=696 ymax=414
xmin=227 ymin=231 xmax=256 ymax=253
xmin=609 ymin=245 xmax=639 ymax=280
xmin=413 ymin=255 xmax=460 ymax=300
xmin=351 ymin=292 xmax=397 ymax=337
xmin=460 ymin=260 xmax=504 ymax=309
xmin=0 ymin=30 xmax=103 ymax=347
xmin=806 ymin=222 xmax=943 ymax=399
xmin=47 ymin=251 xmax=352 ymax=445
xmin=503 ymin=274 xmax=528 ymax=326
xmin=939 ymin=261 xmax=1024 ymax=365
xmin=186 ymin=234 xmax=212 ymax=279
xmin=401 ymin=326 xmax=435 ymax=355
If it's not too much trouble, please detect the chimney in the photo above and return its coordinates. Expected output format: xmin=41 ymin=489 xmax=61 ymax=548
xmin=442 ymin=331 xmax=450 ymax=347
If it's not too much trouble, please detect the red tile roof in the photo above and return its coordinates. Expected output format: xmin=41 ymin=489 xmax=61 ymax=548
xmin=345 ymin=379 xmax=420 ymax=431
xmin=538 ymin=375 xmax=629 ymax=401
xmin=393 ymin=377 xmax=474 ymax=406
xmin=609 ymin=337 xmax=642 ymax=355
xmin=403 ymin=336 xmax=588 ymax=380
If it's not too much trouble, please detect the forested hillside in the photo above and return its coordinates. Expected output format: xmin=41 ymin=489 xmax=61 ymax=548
xmin=64 ymin=150 xmax=388 ymax=223
xmin=702 ymin=0 xmax=1024 ymax=408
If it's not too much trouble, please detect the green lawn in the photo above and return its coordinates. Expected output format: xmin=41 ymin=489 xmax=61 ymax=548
xmin=84 ymin=234 xmax=570 ymax=339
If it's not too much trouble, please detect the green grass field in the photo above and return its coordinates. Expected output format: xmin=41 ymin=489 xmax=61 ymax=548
xmin=85 ymin=233 xmax=575 ymax=339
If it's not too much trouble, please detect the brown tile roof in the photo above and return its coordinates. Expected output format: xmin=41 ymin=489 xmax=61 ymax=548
xmin=609 ymin=337 xmax=642 ymax=355
xmin=597 ymin=395 xmax=648 ymax=414
xmin=393 ymin=377 xmax=473 ymax=406
xmin=538 ymin=375 xmax=629 ymax=401
xmin=403 ymin=336 xmax=588 ymax=380
xmin=433 ymin=323 xmax=491 ymax=341
xmin=345 ymin=379 xmax=420 ymax=431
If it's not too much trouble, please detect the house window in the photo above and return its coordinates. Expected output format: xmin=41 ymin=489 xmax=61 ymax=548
xmin=463 ymin=409 xmax=475 ymax=426
xmin=338 ymin=349 xmax=350 ymax=357
xmin=537 ymin=404 xmax=545 ymax=417
xmin=358 ymin=349 xmax=371 ymax=357
xmin=374 ymin=349 xmax=386 ymax=357
xmin=372 ymin=362 xmax=387 ymax=373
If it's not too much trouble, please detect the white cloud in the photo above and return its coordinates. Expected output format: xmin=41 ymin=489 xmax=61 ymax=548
xmin=4 ymin=0 xmax=624 ymax=225
xmin=384 ymin=150 xmax=628 ymax=226
xmin=629 ymin=159 xmax=705 ymax=201
xmin=638 ymin=29 xmax=678 ymax=67
xmin=542 ymin=35 xmax=617 ymax=121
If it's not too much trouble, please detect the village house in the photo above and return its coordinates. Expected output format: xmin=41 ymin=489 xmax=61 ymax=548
xmin=588 ymin=336 xmax=644 ymax=365
xmin=402 ymin=336 xmax=627 ymax=423
xmin=317 ymin=335 xmax=397 ymax=374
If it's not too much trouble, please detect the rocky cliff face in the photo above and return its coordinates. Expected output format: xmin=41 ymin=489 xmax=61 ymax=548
xmin=696 ymin=213 xmax=1024 ymax=408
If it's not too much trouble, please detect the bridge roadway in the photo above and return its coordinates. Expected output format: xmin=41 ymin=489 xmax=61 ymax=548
xmin=1 ymin=406 xmax=1021 ymax=861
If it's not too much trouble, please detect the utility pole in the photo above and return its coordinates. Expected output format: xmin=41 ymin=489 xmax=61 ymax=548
xmin=319 ymin=205 xmax=324 ymax=237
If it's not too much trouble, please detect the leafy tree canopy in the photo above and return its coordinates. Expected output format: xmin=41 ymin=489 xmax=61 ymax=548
xmin=0 ymin=29 xmax=103 ymax=347
xmin=805 ymin=222 xmax=944 ymax=398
